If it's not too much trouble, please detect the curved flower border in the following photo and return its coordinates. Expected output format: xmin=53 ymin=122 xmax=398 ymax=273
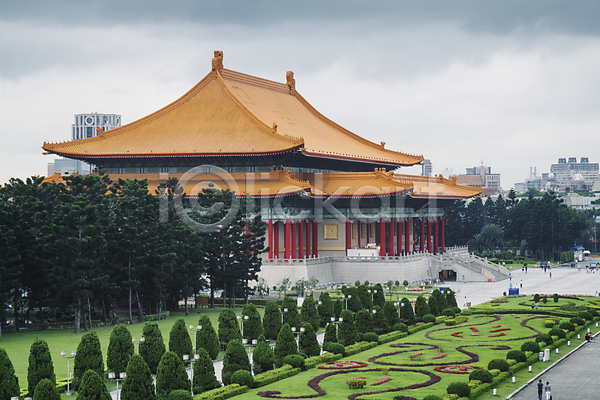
xmin=434 ymin=365 xmax=483 ymax=374
xmin=318 ymin=361 xmax=367 ymax=369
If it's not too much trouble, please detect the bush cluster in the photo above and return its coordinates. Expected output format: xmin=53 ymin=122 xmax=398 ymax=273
xmin=446 ymin=381 xmax=471 ymax=398
xmin=469 ymin=368 xmax=493 ymax=383
xmin=506 ymin=350 xmax=527 ymax=363
xmin=487 ymin=358 xmax=509 ymax=372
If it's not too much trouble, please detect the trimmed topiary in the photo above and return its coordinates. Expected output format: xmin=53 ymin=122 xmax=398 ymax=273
xmin=570 ymin=317 xmax=585 ymax=326
xmin=299 ymin=323 xmax=320 ymax=357
xmin=32 ymin=378 xmax=60 ymax=400
xmin=155 ymin=351 xmax=190 ymax=397
xmin=196 ymin=314 xmax=220 ymax=360
xmin=327 ymin=343 xmax=345 ymax=355
xmin=0 ymin=348 xmax=20 ymax=399
xmin=139 ymin=322 xmax=166 ymax=374
xmin=372 ymin=305 xmax=388 ymax=334
xmin=442 ymin=308 xmax=456 ymax=317
xmin=487 ymin=358 xmax=509 ymax=372
xmin=120 ymin=354 xmax=156 ymax=400
xmin=548 ymin=328 xmax=567 ymax=339
xmin=300 ymin=296 xmax=320 ymax=332
xmin=317 ymin=292 xmax=335 ymax=327
xmin=535 ymin=334 xmax=553 ymax=347
xmin=533 ymin=294 xmax=540 ymax=303
xmin=192 ymin=348 xmax=219 ymax=394
xmin=242 ymin=303 xmax=264 ymax=341
xmin=553 ymin=293 xmax=559 ymax=303
xmin=107 ymin=324 xmax=134 ymax=374
xmin=28 ymin=339 xmax=56 ymax=398
xmin=218 ymin=308 xmax=242 ymax=351
xmin=469 ymin=368 xmax=493 ymax=383
xmin=355 ymin=309 xmax=373 ymax=334
xmin=521 ymin=341 xmax=540 ymax=353
xmin=451 ymin=306 xmax=461 ymax=315
xmin=282 ymin=354 xmax=305 ymax=370
xmin=323 ymin=322 xmax=338 ymax=347
xmin=281 ymin=297 xmax=302 ymax=328
xmin=231 ymin=370 xmax=254 ymax=387
xmin=362 ymin=332 xmax=379 ymax=343
xmin=559 ymin=321 xmax=576 ymax=332
xmin=578 ymin=311 xmax=593 ymax=321
xmin=274 ymin=323 xmax=298 ymax=360
xmin=167 ymin=390 xmax=193 ymax=400
xmin=221 ymin=339 xmax=251 ymax=386
xmin=74 ymin=331 xmax=105 ymax=381
xmin=393 ymin=322 xmax=408 ymax=332
xmin=543 ymin=319 xmax=556 ymax=328
xmin=338 ymin=310 xmax=358 ymax=346
xmin=169 ymin=318 xmax=193 ymax=362
xmin=77 ymin=370 xmax=111 ymax=400
xmin=422 ymin=314 xmax=436 ymax=323
xmin=414 ymin=295 xmax=431 ymax=319
xmin=506 ymin=350 xmax=527 ymax=363
xmin=252 ymin=335 xmax=275 ymax=375
xmin=383 ymin=301 xmax=400 ymax=330
xmin=262 ymin=301 xmax=282 ymax=341
xmin=446 ymin=381 xmax=471 ymax=398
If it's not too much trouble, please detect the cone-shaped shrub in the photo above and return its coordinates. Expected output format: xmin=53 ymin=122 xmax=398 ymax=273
xmin=242 ymin=303 xmax=264 ymax=341
xmin=428 ymin=294 xmax=439 ymax=316
xmin=356 ymin=285 xmax=372 ymax=309
xmin=169 ymin=318 xmax=193 ymax=361
xmin=383 ymin=301 xmax=400 ymax=331
xmin=415 ymin=295 xmax=431 ymax=319
xmin=399 ymin=297 xmax=415 ymax=325
xmin=333 ymin=299 xmax=343 ymax=319
xmin=262 ymin=301 xmax=282 ymax=341
xmin=221 ymin=339 xmax=251 ymax=386
xmin=432 ymin=289 xmax=448 ymax=311
xmin=28 ymin=339 xmax=56 ymax=397
xmin=373 ymin=283 xmax=386 ymax=308
xmin=355 ymin=309 xmax=373 ymax=334
xmin=299 ymin=322 xmax=320 ymax=357
xmin=444 ymin=288 xmax=458 ymax=308
xmin=139 ymin=322 xmax=166 ymax=374
xmin=218 ymin=308 xmax=241 ymax=350
xmin=167 ymin=390 xmax=193 ymax=400
xmin=372 ymin=305 xmax=388 ymax=334
xmin=274 ymin=323 xmax=298 ymax=360
xmin=77 ymin=370 xmax=111 ymax=400
xmin=252 ymin=335 xmax=275 ymax=375
xmin=281 ymin=297 xmax=301 ymax=329
xmin=107 ymin=324 xmax=134 ymax=374
xmin=338 ymin=310 xmax=358 ymax=346
xmin=156 ymin=351 xmax=190 ymax=397
xmin=32 ymin=378 xmax=59 ymax=400
xmin=317 ymin=292 xmax=334 ymax=327
xmin=196 ymin=314 xmax=220 ymax=360
xmin=192 ymin=348 xmax=220 ymax=394
xmin=0 ymin=348 xmax=20 ymax=399
xmin=300 ymin=296 xmax=320 ymax=332
xmin=121 ymin=354 xmax=156 ymax=400
xmin=343 ymin=287 xmax=363 ymax=312
xmin=323 ymin=322 xmax=338 ymax=347
xmin=74 ymin=331 xmax=105 ymax=380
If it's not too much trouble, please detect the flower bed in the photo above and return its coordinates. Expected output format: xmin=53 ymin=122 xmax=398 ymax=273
xmin=489 ymin=328 xmax=511 ymax=332
xmin=470 ymin=327 xmax=478 ymax=332
xmin=451 ymin=331 xmax=463 ymax=338
xmin=318 ymin=360 xmax=367 ymax=369
xmin=489 ymin=332 xmax=506 ymax=337
xmin=372 ymin=377 xmax=391 ymax=386
xmin=434 ymin=365 xmax=483 ymax=374
xmin=432 ymin=353 xmax=446 ymax=360
xmin=409 ymin=352 xmax=423 ymax=360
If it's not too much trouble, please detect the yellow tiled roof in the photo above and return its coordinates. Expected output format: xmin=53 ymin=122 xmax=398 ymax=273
xmin=42 ymin=52 xmax=423 ymax=166
xmin=394 ymin=173 xmax=483 ymax=198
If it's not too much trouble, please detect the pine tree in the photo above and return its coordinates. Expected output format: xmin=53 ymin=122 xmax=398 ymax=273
xmin=415 ymin=296 xmax=431 ymax=320
xmin=444 ymin=288 xmax=458 ymax=308
xmin=323 ymin=322 xmax=338 ymax=346
xmin=428 ymin=295 xmax=439 ymax=316
xmin=338 ymin=310 xmax=357 ymax=346
xmin=333 ymin=299 xmax=343 ymax=319
xmin=218 ymin=308 xmax=241 ymax=351
xmin=251 ymin=335 xmax=275 ymax=375
xmin=192 ymin=348 xmax=220 ymax=394
xmin=121 ymin=354 xmax=156 ymax=400
xmin=221 ymin=340 xmax=251 ymax=386
xmin=298 ymin=323 xmax=320 ymax=357
xmin=300 ymin=296 xmax=319 ymax=332
xmin=27 ymin=339 xmax=56 ymax=397
xmin=0 ymin=348 xmax=19 ymax=400
xmin=399 ymin=297 xmax=415 ymax=325
xmin=262 ymin=301 xmax=281 ymax=340
xmin=372 ymin=305 xmax=388 ymax=334
xmin=77 ymin=370 xmax=111 ymax=400
xmin=107 ymin=324 xmax=134 ymax=374
xmin=273 ymin=323 xmax=298 ymax=360
xmin=355 ymin=309 xmax=373 ymax=334
xmin=372 ymin=283 xmax=386 ymax=308
xmin=156 ymin=351 xmax=190 ymax=397
xmin=383 ymin=301 xmax=400 ymax=331
xmin=356 ymin=285 xmax=372 ymax=309
xmin=169 ymin=318 xmax=193 ymax=361
xmin=167 ymin=390 xmax=193 ymax=400
xmin=32 ymin=378 xmax=59 ymax=400
xmin=196 ymin=314 xmax=220 ymax=360
xmin=343 ymin=287 xmax=362 ymax=312
xmin=139 ymin=322 xmax=166 ymax=374
xmin=281 ymin=297 xmax=301 ymax=329
xmin=433 ymin=289 xmax=448 ymax=312
xmin=316 ymin=292 xmax=334 ymax=327
xmin=73 ymin=331 xmax=104 ymax=381
xmin=241 ymin=303 xmax=263 ymax=341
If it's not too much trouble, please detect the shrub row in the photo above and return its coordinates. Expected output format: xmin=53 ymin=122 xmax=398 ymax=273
xmin=408 ymin=322 xmax=436 ymax=334
xmin=253 ymin=365 xmax=301 ymax=388
xmin=444 ymin=316 xmax=469 ymax=326
xmin=344 ymin=341 xmax=377 ymax=357
xmin=196 ymin=384 xmax=248 ymax=400
xmin=144 ymin=311 xmax=170 ymax=321
xmin=304 ymin=352 xmax=342 ymax=370
xmin=378 ymin=331 xmax=408 ymax=344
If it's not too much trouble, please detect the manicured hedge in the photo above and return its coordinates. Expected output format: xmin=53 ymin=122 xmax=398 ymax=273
xmin=378 ymin=331 xmax=408 ymax=344
xmin=195 ymin=384 xmax=248 ymax=400
xmin=444 ymin=316 xmax=469 ymax=326
xmin=304 ymin=353 xmax=342 ymax=370
xmin=253 ymin=365 xmax=301 ymax=388
xmin=344 ymin=341 xmax=377 ymax=357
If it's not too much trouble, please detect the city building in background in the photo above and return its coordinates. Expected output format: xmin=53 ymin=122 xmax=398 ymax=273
xmin=453 ymin=162 xmax=501 ymax=196
xmin=421 ymin=159 xmax=432 ymax=176
xmin=515 ymin=157 xmax=600 ymax=194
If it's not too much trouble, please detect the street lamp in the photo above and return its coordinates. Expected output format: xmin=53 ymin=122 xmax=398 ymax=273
xmin=183 ymin=353 xmax=200 ymax=394
xmin=107 ymin=372 xmax=126 ymax=400
xmin=237 ymin=315 xmax=249 ymax=338
xmin=368 ymin=289 xmax=378 ymax=303
xmin=60 ymin=351 xmax=76 ymax=396
xmin=291 ymin=326 xmax=305 ymax=347
xmin=281 ymin=308 xmax=288 ymax=324
xmin=132 ymin=337 xmax=145 ymax=354
xmin=331 ymin=317 xmax=343 ymax=337
xmin=189 ymin=325 xmax=203 ymax=355
xmin=394 ymin=302 xmax=405 ymax=319
xmin=342 ymin=294 xmax=351 ymax=309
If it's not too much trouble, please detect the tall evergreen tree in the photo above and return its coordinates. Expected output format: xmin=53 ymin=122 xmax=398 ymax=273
xmin=356 ymin=285 xmax=372 ymax=309
xmin=107 ymin=324 xmax=134 ymax=374
xmin=399 ymin=297 xmax=415 ymax=325
xmin=372 ymin=305 xmax=388 ymax=334
xmin=355 ymin=309 xmax=373 ymax=334
xmin=338 ymin=310 xmax=357 ymax=346
xmin=251 ymin=335 xmax=275 ymax=375
xmin=383 ymin=301 xmax=400 ymax=331
xmin=428 ymin=294 xmax=439 ymax=316
xmin=333 ymin=299 xmax=343 ymax=319
xmin=323 ymin=322 xmax=338 ymax=347
xmin=121 ymin=354 xmax=156 ymax=400
xmin=32 ymin=378 xmax=59 ymax=400
xmin=192 ymin=348 xmax=220 ymax=394
xmin=156 ymin=351 xmax=190 ymax=398
xmin=77 ymin=370 xmax=111 ymax=400
xmin=298 ymin=322 xmax=320 ymax=357
xmin=300 ymin=296 xmax=319 ymax=332
xmin=221 ymin=340 xmax=251 ymax=386
xmin=444 ymin=288 xmax=458 ymax=309
xmin=432 ymin=289 xmax=448 ymax=312
xmin=169 ymin=318 xmax=193 ymax=361
xmin=74 ymin=331 xmax=104 ymax=380
xmin=139 ymin=322 xmax=166 ymax=374
xmin=262 ymin=300 xmax=281 ymax=340
xmin=241 ymin=303 xmax=263 ymax=341
xmin=316 ymin=292 xmax=334 ymax=327
xmin=218 ymin=308 xmax=241 ymax=350
xmin=372 ymin=283 xmax=386 ymax=308
xmin=281 ymin=297 xmax=301 ymax=328
xmin=273 ymin=323 xmax=298 ymax=360
xmin=415 ymin=296 xmax=431 ymax=319
xmin=27 ymin=339 xmax=56 ymax=398
xmin=196 ymin=314 xmax=220 ymax=360
xmin=0 ymin=348 xmax=19 ymax=400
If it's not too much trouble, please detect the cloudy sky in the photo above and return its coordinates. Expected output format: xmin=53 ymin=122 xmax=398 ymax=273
xmin=1 ymin=1 xmax=599 ymax=189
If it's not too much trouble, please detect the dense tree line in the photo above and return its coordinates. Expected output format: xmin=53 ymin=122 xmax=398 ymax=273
xmin=444 ymin=189 xmax=593 ymax=260
xmin=0 ymin=174 xmax=267 ymax=335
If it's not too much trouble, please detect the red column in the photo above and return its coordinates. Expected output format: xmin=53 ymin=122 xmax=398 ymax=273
xmin=306 ymin=219 xmax=311 ymax=258
xmin=299 ymin=219 xmax=304 ymax=259
xmin=404 ymin=217 xmax=410 ymax=254
xmin=285 ymin=219 xmax=291 ymax=260
xmin=434 ymin=217 xmax=439 ymax=254
xmin=346 ymin=220 xmax=351 ymax=254
xmin=268 ymin=219 xmax=273 ymax=259
xmin=312 ymin=220 xmax=318 ymax=257
xmin=413 ymin=219 xmax=417 ymax=253
xmin=291 ymin=220 xmax=297 ymax=260
xmin=357 ymin=221 xmax=361 ymax=248
xmin=420 ymin=218 xmax=425 ymax=253
xmin=388 ymin=219 xmax=394 ymax=257
xmin=397 ymin=218 xmax=402 ymax=255
xmin=379 ymin=218 xmax=386 ymax=256
xmin=273 ymin=221 xmax=279 ymax=259
xmin=441 ymin=216 xmax=445 ymax=253
xmin=427 ymin=218 xmax=432 ymax=254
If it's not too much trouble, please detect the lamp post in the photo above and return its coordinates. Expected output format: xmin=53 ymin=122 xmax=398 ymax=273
xmin=281 ymin=307 xmax=288 ymax=324
xmin=60 ymin=350 xmax=76 ymax=396
xmin=237 ymin=315 xmax=249 ymax=338
xmin=331 ymin=317 xmax=343 ymax=337
xmin=132 ymin=336 xmax=145 ymax=354
xmin=394 ymin=302 xmax=405 ymax=319
xmin=342 ymin=294 xmax=351 ymax=310
xmin=183 ymin=353 xmax=200 ymax=394
xmin=249 ymin=339 xmax=258 ymax=359
xmin=189 ymin=325 xmax=203 ymax=355
xmin=107 ymin=372 xmax=126 ymax=400
xmin=368 ymin=289 xmax=378 ymax=303
xmin=291 ymin=326 xmax=305 ymax=347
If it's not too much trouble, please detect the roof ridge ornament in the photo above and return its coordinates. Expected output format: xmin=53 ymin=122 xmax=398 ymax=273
xmin=212 ymin=50 xmax=224 ymax=72
xmin=286 ymin=71 xmax=296 ymax=95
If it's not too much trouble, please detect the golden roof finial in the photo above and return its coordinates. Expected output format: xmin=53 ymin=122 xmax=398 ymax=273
xmin=272 ymin=122 xmax=278 ymax=133
xmin=96 ymin=127 xmax=104 ymax=135
xmin=212 ymin=50 xmax=224 ymax=72
xmin=286 ymin=71 xmax=296 ymax=95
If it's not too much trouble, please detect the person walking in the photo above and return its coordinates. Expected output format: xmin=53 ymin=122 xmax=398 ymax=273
xmin=549 ymin=271 xmax=552 ymax=279
xmin=545 ymin=381 xmax=551 ymax=400
xmin=536 ymin=379 xmax=544 ymax=400
xmin=509 ymin=273 xmax=512 ymax=281
xmin=520 ymin=280 xmax=523 ymax=289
